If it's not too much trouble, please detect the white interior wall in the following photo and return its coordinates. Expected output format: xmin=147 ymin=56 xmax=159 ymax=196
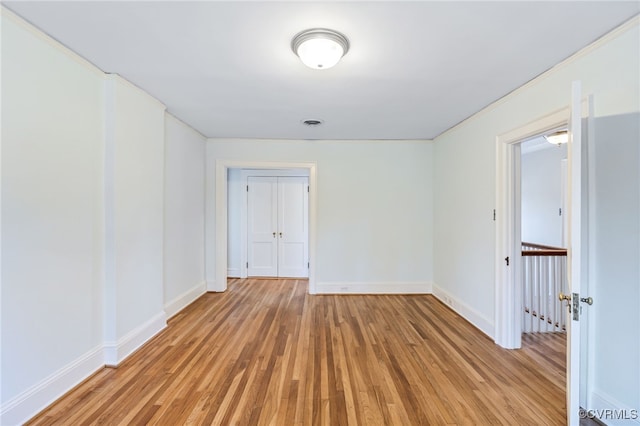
xmin=1 ymin=10 xmax=106 ymax=423
xmin=207 ymin=140 xmax=434 ymax=293
xmin=434 ymin=18 xmax=639 ymax=417
xmin=163 ymin=114 xmax=206 ymax=318
xmin=104 ymin=75 xmax=166 ymax=364
xmin=521 ymin=144 xmax=567 ymax=247
xmin=1 ymin=10 xmax=205 ymax=424
xmin=591 ymin=113 xmax=640 ymax=414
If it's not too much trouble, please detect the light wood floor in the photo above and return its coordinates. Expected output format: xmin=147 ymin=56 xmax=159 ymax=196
xmin=28 ymin=278 xmax=567 ymax=425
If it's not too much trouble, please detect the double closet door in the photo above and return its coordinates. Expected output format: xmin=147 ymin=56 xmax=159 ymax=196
xmin=247 ymin=176 xmax=309 ymax=278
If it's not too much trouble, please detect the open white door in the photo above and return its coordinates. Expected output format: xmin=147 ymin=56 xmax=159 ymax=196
xmin=565 ymin=80 xmax=593 ymax=426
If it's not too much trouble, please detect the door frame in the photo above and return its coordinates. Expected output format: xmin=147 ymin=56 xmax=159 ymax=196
xmin=495 ymin=106 xmax=570 ymax=349
xmin=213 ymin=160 xmax=317 ymax=293
xmin=240 ymin=169 xmax=310 ymax=279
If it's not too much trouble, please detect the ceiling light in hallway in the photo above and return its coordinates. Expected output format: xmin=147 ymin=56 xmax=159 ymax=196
xmin=544 ymin=130 xmax=569 ymax=145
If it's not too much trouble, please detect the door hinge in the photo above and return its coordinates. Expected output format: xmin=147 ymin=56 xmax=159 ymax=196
xmin=307 ymin=185 xmax=309 ymax=192
xmin=307 ymin=262 xmax=310 ymax=269
xmin=504 ymin=256 xmax=509 ymax=266
xmin=559 ymin=207 xmax=562 ymax=216
xmin=493 ymin=209 xmax=496 ymax=221
xmin=246 ymin=262 xmax=248 ymax=268
xmin=246 ymin=185 xmax=249 ymax=192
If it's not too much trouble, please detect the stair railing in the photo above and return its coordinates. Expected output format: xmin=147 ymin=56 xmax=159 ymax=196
xmin=522 ymin=242 xmax=568 ymax=333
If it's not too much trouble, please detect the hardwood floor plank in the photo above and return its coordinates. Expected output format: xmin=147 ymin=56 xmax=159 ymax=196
xmin=26 ymin=278 xmax=566 ymax=425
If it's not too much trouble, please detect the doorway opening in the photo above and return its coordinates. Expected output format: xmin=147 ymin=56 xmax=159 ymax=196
xmin=495 ymin=107 xmax=570 ymax=349
xmin=212 ymin=160 xmax=317 ymax=294
xmin=520 ymin=132 xmax=569 ymax=336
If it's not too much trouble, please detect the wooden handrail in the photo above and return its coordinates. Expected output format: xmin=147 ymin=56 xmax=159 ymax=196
xmin=522 ymin=249 xmax=567 ymax=256
xmin=522 ymin=241 xmax=567 ymax=256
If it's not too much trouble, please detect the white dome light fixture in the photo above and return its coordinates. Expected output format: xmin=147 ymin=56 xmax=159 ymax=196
xmin=544 ymin=130 xmax=569 ymax=146
xmin=292 ymin=28 xmax=349 ymax=70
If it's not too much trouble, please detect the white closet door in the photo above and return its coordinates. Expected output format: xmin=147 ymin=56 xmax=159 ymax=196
xmin=277 ymin=177 xmax=309 ymax=278
xmin=247 ymin=177 xmax=278 ymax=277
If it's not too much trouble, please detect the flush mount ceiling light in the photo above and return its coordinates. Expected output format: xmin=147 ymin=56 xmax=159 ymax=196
xmin=292 ymin=28 xmax=349 ymax=70
xmin=544 ymin=130 xmax=569 ymax=146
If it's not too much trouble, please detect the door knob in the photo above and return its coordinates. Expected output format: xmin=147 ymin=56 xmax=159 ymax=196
xmin=558 ymin=292 xmax=571 ymax=302
xmin=279 ymin=232 xmax=283 ymax=238
xmin=273 ymin=232 xmax=276 ymax=238
xmin=580 ymin=296 xmax=593 ymax=305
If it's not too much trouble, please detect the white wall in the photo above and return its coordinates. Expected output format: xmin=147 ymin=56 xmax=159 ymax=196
xmin=521 ymin=143 xmax=567 ymax=247
xmin=103 ymin=75 xmax=166 ymax=365
xmin=433 ymin=18 xmax=639 ymax=419
xmin=207 ymin=140 xmax=434 ymax=293
xmin=1 ymin=10 xmax=204 ymax=424
xmin=1 ymin=10 xmax=106 ymax=423
xmin=163 ymin=114 xmax=206 ymax=317
xmin=591 ymin=113 xmax=639 ymax=416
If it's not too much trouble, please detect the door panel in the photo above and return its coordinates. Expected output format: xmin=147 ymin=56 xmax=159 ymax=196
xmin=278 ymin=177 xmax=309 ymax=278
xmin=567 ymin=80 xmax=588 ymax=426
xmin=247 ymin=177 xmax=278 ymax=277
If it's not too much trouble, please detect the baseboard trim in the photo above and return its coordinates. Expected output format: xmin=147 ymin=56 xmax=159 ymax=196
xmin=314 ymin=281 xmax=432 ymax=294
xmin=103 ymin=312 xmax=166 ymax=367
xmin=227 ymin=268 xmax=240 ymax=278
xmin=589 ymin=390 xmax=640 ymax=425
xmin=164 ymin=281 xmax=206 ymax=319
xmin=0 ymin=345 xmax=104 ymax=426
xmin=207 ymin=280 xmax=225 ymax=292
xmin=432 ymin=283 xmax=494 ymax=339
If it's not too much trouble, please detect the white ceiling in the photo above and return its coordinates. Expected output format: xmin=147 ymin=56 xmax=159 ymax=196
xmin=4 ymin=1 xmax=639 ymax=140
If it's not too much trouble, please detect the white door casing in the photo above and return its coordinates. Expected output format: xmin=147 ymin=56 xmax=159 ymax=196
xmin=495 ymin=107 xmax=570 ymax=349
xmin=212 ymin=160 xmax=317 ymax=293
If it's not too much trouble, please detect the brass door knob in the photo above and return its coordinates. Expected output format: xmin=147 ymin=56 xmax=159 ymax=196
xmin=558 ymin=292 xmax=571 ymax=302
xmin=580 ymin=297 xmax=593 ymax=305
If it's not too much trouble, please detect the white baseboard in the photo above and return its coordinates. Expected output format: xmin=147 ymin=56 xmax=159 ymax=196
xmin=314 ymin=281 xmax=432 ymax=294
xmin=432 ymin=283 xmax=494 ymax=339
xmin=589 ymin=390 xmax=640 ymax=425
xmin=103 ymin=311 xmax=166 ymax=367
xmin=0 ymin=345 xmax=104 ymax=426
xmin=207 ymin=280 xmax=225 ymax=292
xmin=164 ymin=281 xmax=206 ymax=319
xmin=227 ymin=268 xmax=240 ymax=278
